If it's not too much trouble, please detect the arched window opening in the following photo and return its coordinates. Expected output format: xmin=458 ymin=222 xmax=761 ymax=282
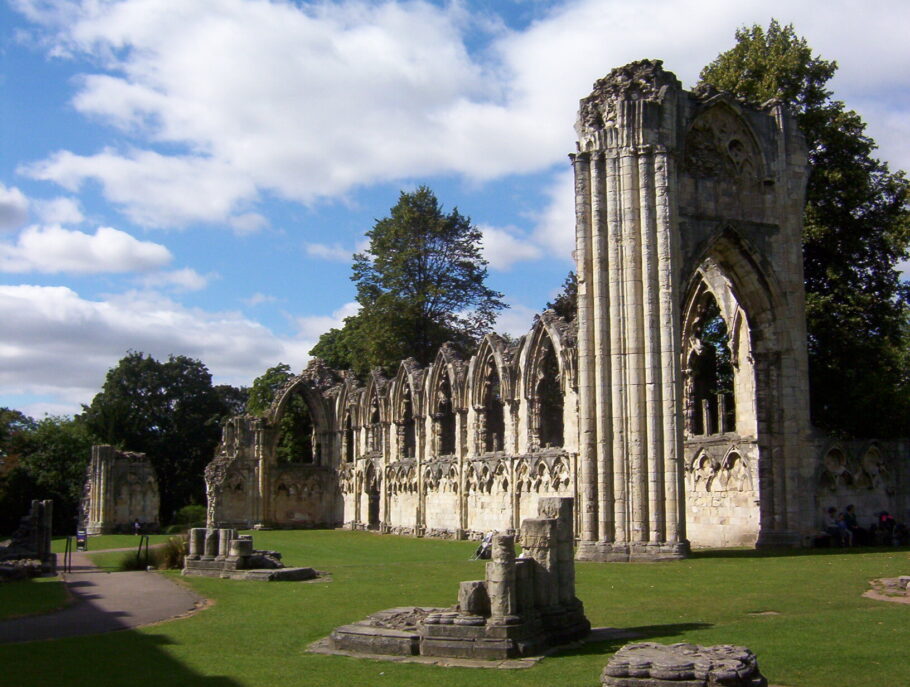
xmin=367 ymin=394 xmax=382 ymax=453
xmin=687 ymin=295 xmax=735 ymax=435
xmin=276 ymin=390 xmax=314 ymax=464
xmin=399 ymin=386 xmax=416 ymax=459
xmin=482 ymin=359 xmax=505 ymax=453
xmin=536 ymin=338 xmax=564 ymax=448
xmin=343 ymin=412 xmax=354 ymax=463
xmin=436 ymin=375 xmax=456 ymax=456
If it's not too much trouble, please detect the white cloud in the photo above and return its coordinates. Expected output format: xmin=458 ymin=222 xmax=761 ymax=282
xmin=493 ymin=303 xmax=539 ymax=338
xmin=14 ymin=0 xmax=910 ymax=227
xmin=243 ymin=292 xmax=278 ymax=307
xmin=229 ymin=212 xmax=268 ymax=235
xmin=0 ymin=283 xmax=318 ymax=409
xmin=0 ymin=183 xmax=29 ymax=232
xmin=480 ymin=224 xmax=541 ymax=270
xmin=305 ymin=242 xmax=354 ymax=262
xmin=0 ymin=224 xmax=172 ymax=274
xmin=531 ymin=170 xmax=576 ymax=262
xmin=296 ymin=301 xmax=360 ymax=339
xmin=33 ymin=196 xmax=84 ymax=225
xmin=139 ymin=267 xmax=212 ymax=291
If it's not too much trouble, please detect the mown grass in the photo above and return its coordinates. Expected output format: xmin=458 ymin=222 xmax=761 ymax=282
xmin=3 ymin=530 xmax=909 ymax=687
xmin=0 ymin=575 xmax=70 ymax=620
xmin=51 ymin=534 xmax=173 ymax=554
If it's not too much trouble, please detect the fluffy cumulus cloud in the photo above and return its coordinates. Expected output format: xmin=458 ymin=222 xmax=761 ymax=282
xmin=479 ymin=224 xmax=541 ymax=270
xmin=0 ymin=183 xmax=29 ymax=232
xmin=0 ymin=284 xmax=317 ymax=413
xmin=16 ymin=0 xmax=910 ymax=229
xmin=32 ymin=196 xmax=84 ymax=225
xmin=0 ymin=225 xmax=172 ymax=273
xmin=295 ymin=301 xmax=360 ymax=340
xmin=138 ymin=267 xmax=212 ymax=291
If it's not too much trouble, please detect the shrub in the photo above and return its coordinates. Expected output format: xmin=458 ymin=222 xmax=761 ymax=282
xmin=116 ymin=535 xmax=187 ymax=571
xmin=173 ymin=504 xmax=206 ymax=526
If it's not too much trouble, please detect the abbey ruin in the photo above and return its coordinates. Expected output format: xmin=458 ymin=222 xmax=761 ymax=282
xmin=206 ymin=60 xmax=908 ymax=557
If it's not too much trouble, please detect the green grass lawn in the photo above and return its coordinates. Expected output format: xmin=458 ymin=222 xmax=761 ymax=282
xmin=3 ymin=530 xmax=909 ymax=687
xmin=0 ymin=575 xmax=70 ymax=620
xmin=51 ymin=534 xmax=174 ymax=554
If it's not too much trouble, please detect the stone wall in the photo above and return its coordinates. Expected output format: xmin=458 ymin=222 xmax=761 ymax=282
xmin=205 ymin=59 xmax=909 ymax=553
xmin=83 ymin=445 xmax=159 ymax=534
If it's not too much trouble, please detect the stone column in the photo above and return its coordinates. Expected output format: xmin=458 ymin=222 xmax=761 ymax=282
xmin=187 ymin=528 xmax=205 ymax=560
xmin=605 ymin=149 xmax=628 ymax=546
xmin=538 ymin=497 xmax=575 ymax=606
xmin=486 ymin=534 xmax=518 ymax=624
xmin=520 ymin=518 xmax=559 ymax=612
xmin=202 ymin=528 xmax=218 ymax=560
xmin=573 ymin=151 xmax=599 ymax=548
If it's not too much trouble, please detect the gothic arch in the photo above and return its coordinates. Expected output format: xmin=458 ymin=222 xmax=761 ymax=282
xmin=390 ymin=358 xmax=424 ymax=460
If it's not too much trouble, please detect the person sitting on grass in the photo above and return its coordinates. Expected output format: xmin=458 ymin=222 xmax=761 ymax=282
xmin=843 ymin=505 xmax=866 ymax=545
xmin=824 ymin=507 xmax=849 ymax=546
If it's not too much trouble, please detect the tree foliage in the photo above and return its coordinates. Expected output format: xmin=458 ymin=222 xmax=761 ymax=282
xmin=246 ymin=363 xmax=293 ymax=416
xmin=82 ymin=352 xmax=237 ymax=522
xmin=700 ymin=20 xmax=910 ymax=437
xmin=311 ymin=187 xmax=506 ymax=375
xmin=539 ymin=271 xmax=577 ymax=323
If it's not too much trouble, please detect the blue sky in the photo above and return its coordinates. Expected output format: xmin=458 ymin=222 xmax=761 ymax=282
xmin=2 ymin=0 xmax=909 ymax=417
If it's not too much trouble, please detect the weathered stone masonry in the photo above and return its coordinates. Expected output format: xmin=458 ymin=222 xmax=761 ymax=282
xmin=206 ymin=61 xmax=909 ymax=552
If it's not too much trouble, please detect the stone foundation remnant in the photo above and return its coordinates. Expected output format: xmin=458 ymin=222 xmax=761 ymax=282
xmin=327 ymin=497 xmax=589 ymax=660
xmin=83 ymin=445 xmax=160 ymax=535
xmin=602 ymin=643 xmax=767 ymax=687
xmin=182 ymin=528 xmax=317 ymax=581
xmin=0 ymin=500 xmax=56 ymax=580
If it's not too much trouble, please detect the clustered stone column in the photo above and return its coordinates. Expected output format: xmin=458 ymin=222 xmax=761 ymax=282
xmin=418 ymin=497 xmax=589 ymax=659
xmin=572 ymin=61 xmax=690 ymax=561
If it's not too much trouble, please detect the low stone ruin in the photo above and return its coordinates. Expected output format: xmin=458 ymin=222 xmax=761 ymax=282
xmin=601 ymin=643 xmax=767 ymax=687
xmin=327 ymin=497 xmax=590 ymax=660
xmin=0 ymin=500 xmax=56 ymax=580
xmin=182 ymin=528 xmax=316 ymax=581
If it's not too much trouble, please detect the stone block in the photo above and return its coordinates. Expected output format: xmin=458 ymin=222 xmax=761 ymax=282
xmin=601 ymin=642 xmax=767 ymax=687
xmin=458 ymin=580 xmax=490 ymax=616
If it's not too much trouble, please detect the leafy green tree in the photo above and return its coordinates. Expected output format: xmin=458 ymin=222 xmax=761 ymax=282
xmin=18 ymin=416 xmax=96 ymax=532
xmin=0 ymin=408 xmax=35 ymax=472
xmin=214 ymin=384 xmax=248 ymax=420
xmin=538 ymin=271 xmax=577 ymax=323
xmin=700 ymin=20 xmax=910 ymax=437
xmin=82 ymin=352 xmax=229 ymax=522
xmin=311 ymin=186 xmax=506 ymax=375
xmin=246 ymin=363 xmax=293 ymax=416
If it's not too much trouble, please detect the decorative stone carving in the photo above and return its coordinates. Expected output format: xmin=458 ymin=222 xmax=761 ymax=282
xmin=602 ymin=642 xmax=767 ymax=687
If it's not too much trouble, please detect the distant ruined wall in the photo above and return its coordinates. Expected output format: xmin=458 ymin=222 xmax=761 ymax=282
xmin=83 ymin=445 xmax=159 ymax=534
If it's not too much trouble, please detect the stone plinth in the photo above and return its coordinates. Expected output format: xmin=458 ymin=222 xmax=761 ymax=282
xmin=602 ymin=643 xmax=767 ymax=687
xmin=182 ymin=528 xmax=317 ymax=581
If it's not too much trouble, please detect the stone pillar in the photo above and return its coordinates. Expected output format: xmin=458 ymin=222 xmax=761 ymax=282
xmin=188 ymin=528 xmax=205 ymax=560
xmin=538 ymin=497 xmax=575 ymax=606
xmin=520 ymin=518 xmax=559 ymax=611
xmin=485 ymin=534 xmax=518 ymax=624
xmin=202 ymin=529 xmax=219 ymax=560
xmin=217 ymin=528 xmax=236 ymax=559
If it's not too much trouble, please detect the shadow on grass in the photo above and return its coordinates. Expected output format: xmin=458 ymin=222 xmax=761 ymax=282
xmin=557 ymin=622 xmax=713 ymax=658
xmin=0 ymin=631 xmax=244 ymax=687
xmin=691 ymin=545 xmax=910 ymax=560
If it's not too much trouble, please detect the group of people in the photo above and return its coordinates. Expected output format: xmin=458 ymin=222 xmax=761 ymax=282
xmin=824 ymin=505 xmax=907 ymax=546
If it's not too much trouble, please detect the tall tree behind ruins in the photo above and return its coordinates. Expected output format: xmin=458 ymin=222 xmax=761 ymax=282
xmin=697 ymin=21 xmax=910 ymax=437
xmin=82 ymin=352 xmax=237 ymax=522
xmin=311 ymin=186 xmax=506 ymax=375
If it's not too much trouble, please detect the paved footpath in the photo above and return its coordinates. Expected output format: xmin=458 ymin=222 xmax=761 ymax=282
xmin=0 ymin=550 xmax=204 ymax=644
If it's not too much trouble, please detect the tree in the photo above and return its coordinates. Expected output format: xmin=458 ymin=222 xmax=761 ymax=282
xmin=538 ymin=271 xmax=577 ymax=323
xmin=311 ymin=187 xmax=506 ymax=375
xmin=246 ymin=363 xmax=293 ymax=416
xmin=82 ymin=352 xmax=230 ymax=522
xmin=17 ymin=416 xmax=96 ymax=532
xmin=699 ymin=20 xmax=910 ymax=437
